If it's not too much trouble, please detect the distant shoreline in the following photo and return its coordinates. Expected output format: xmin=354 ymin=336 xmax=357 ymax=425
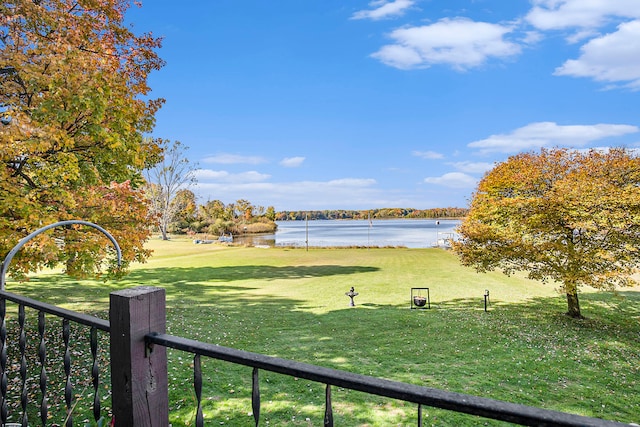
xmin=278 ymin=217 xmax=465 ymax=221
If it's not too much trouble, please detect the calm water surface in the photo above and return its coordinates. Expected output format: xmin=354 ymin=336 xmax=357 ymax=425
xmin=235 ymin=219 xmax=460 ymax=248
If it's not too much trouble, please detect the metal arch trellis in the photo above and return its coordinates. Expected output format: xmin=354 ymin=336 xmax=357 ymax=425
xmin=0 ymin=220 xmax=122 ymax=290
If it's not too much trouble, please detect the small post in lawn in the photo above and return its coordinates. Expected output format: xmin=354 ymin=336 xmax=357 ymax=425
xmin=345 ymin=287 xmax=359 ymax=307
xmin=484 ymin=289 xmax=490 ymax=312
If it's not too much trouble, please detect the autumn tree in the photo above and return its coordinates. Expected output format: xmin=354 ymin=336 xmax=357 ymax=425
xmin=235 ymin=199 xmax=253 ymax=221
xmin=0 ymin=0 xmax=164 ymax=278
xmin=265 ymin=206 xmax=276 ymax=221
xmin=170 ymin=189 xmax=198 ymax=233
xmin=195 ymin=200 xmax=231 ymax=236
xmin=200 ymin=200 xmax=229 ymax=222
xmin=453 ymin=148 xmax=640 ymax=318
xmin=143 ymin=139 xmax=197 ymax=240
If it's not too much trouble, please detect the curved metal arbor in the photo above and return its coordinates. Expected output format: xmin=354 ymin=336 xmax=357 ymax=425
xmin=0 ymin=220 xmax=122 ymax=289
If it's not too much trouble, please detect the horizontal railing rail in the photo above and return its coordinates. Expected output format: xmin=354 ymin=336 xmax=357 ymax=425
xmin=146 ymin=332 xmax=630 ymax=427
xmin=0 ymin=290 xmax=109 ymax=331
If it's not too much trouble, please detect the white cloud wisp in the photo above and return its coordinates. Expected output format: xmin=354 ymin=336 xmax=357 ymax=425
xmin=412 ymin=150 xmax=444 ymax=159
xmin=554 ymin=20 xmax=640 ymax=89
xmin=202 ymin=153 xmax=267 ymax=165
xmin=468 ymin=122 xmax=639 ymax=153
xmin=280 ymin=156 xmax=306 ymax=167
xmin=371 ymin=18 xmax=521 ymax=70
xmin=526 ymin=0 xmax=640 ymax=31
xmin=351 ymin=0 xmax=415 ymax=21
xmin=424 ymin=172 xmax=478 ymax=188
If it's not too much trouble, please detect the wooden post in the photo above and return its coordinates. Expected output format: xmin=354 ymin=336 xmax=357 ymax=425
xmin=110 ymin=286 xmax=168 ymax=426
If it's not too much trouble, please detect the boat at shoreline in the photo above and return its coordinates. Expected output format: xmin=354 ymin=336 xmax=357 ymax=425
xmin=218 ymin=233 xmax=233 ymax=243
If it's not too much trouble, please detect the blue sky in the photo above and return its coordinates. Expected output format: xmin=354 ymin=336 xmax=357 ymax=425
xmin=127 ymin=0 xmax=640 ymax=211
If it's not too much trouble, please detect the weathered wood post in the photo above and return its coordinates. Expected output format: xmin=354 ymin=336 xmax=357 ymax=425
xmin=110 ymin=286 xmax=169 ymax=426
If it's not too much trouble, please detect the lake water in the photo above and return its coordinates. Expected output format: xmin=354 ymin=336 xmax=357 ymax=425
xmin=235 ymin=219 xmax=461 ymax=248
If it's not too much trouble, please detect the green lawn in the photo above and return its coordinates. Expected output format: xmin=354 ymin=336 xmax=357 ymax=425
xmin=5 ymin=238 xmax=640 ymax=426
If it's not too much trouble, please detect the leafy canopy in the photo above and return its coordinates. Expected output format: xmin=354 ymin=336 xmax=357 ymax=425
xmin=453 ymin=148 xmax=640 ymax=317
xmin=0 ymin=0 xmax=164 ymax=279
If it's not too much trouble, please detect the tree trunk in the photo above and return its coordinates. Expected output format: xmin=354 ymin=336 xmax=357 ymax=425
xmin=565 ymin=289 xmax=582 ymax=318
xmin=160 ymin=224 xmax=168 ymax=240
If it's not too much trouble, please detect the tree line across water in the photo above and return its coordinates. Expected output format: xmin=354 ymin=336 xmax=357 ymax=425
xmin=276 ymin=207 xmax=468 ymax=221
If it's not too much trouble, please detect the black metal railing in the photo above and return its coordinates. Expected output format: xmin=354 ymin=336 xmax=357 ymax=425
xmin=0 ymin=290 xmax=109 ymax=426
xmin=0 ymin=221 xmax=117 ymax=426
xmin=146 ymin=332 xmax=630 ymax=427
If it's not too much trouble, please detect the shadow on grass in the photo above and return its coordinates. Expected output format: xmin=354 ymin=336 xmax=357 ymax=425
xmin=5 ymin=264 xmax=380 ymax=306
xmin=127 ymin=265 xmax=380 ymax=283
xmin=157 ymin=290 xmax=639 ymax=426
xmin=2 ymin=271 xmax=639 ymax=426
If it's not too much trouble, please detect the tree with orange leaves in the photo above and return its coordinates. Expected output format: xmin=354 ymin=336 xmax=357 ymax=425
xmin=453 ymin=148 xmax=640 ymax=318
xmin=0 ymin=0 xmax=164 ymax=279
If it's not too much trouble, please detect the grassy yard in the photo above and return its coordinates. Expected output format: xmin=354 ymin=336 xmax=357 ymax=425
xmin=4 ymin=238 xmax=640 ymax=426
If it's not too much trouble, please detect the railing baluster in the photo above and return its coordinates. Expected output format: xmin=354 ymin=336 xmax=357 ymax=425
xmin=0 ymin=298 xmax=7 ymax=425
xmin=63 ymin=319 xmax=72 ymax=427
xmin=90 ymin=326 xmax=100 ymax=423
xmin=19 ymin=305 xmax=28 ymax=426
xmin=324 ymin=384 xmax=333 ymax=427
xmin=251 ymin=367 xmax=260 ymax=426
xmin=38 ymin=311 xmax=47 ymax=426
xmin=193 ymin=354 xmax=203 ymax=427
xmin=418 ymin=403 xmax=423 ymax=427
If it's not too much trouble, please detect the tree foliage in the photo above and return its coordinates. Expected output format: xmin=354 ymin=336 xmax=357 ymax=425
xmin=0 ymin=0 xmax=164 ymax=279
xmin=143 ymin=140 xmax=196 ymax=240
xmin=275 ymin=207 xmax=468 ymax=221
xmin=453 ymin=148 xmax=640 ymax=318
xmin=171 ymin=188 xmax=198 ymax=230
xmin=190 ymin=199 xmax=276 ymax=237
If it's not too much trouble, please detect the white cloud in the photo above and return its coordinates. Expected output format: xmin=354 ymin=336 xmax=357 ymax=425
xmin=526 ymin=0 xmax=640 ymax=30
xmin=202 ymin=153 xmax=267 ymax=165
xmin=565 ymin=29 xmax=598 ymax=44
xmin=412 ymin=150 xmax=444 ymax=159
xmin=554 ymin=20 xmax=640 ymax=88
xmin=280 ymin=156 xmax=305 ymax=167
xmin=194 ymin=169 xmax=230 ymax=180
xmin=448 ymin=161 xmax=494 ymax=174
xmin=351 ymin=0 xmax=415 ymax=21
xmin=326 ymin=178 xmax=377 ymax=187
xmin=194 ymin=169 xmax=270 ymax=183
xmin=424 ymin=172 xmax=478 ymax=188
xmin=521 ymin=30 xmax=544 ymax=45
xmin=371 ymin=18 xmax=521 ymax=70
xmin=468 ymin=122 xmax=639 ymax=153
xmin=372 ymin=45 xmax=424 ymax=69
